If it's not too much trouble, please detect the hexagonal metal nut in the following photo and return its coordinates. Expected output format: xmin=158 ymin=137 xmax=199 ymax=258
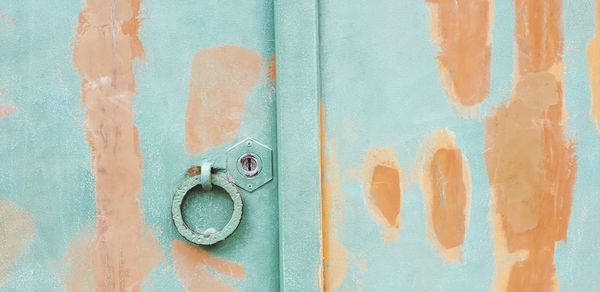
xmin=226 ymin=138 xmax=273 ymax=192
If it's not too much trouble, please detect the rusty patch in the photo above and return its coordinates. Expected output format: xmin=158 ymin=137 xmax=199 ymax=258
xmin=268 ymin=53 xmax=276 ymax=82
xmin=0 ymin=198 xmax=35 ymax=285
xmin=425 ymin=0 xmax=493 ymax=115
xmin=484 ymin=0 xmax=576 ymax=290
xmin=62 ymin=233 xmax=94 ymax=291
xmin=588 ymin=0 xmax=600 ymax=131
xmin=320 ymin=102 xmax=349 ymax=291
xmin=185 ymin=46 xmax=264 ymax=154
xmin=485 ymin=72 xmax=576 ymax=292
xmin=172 ymin=240 xmax=245 ymax=291
xmin=71 ymin=0 xmax=164 ymax=290
xmin=514 ymin=0 xmax=563 ymax=78
xmin=354 ymin=147 xmax=402 ymax=243
xmin=418 ymin=129 xmax=471 ymax=262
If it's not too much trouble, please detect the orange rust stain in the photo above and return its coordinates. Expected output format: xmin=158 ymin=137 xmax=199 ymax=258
xmin=588 ymin=0 xmax=600 ymax=131
xmin=172 ymin=240 xmax=245 ymax=291
xmin=0 ymin=105 xmax=16 ymax=117
xmin=484 ymin=1 xmax=576 ymax=291
xmin=425 ymin=0 xmax=493 ymax=113
xmin=356 ymin=148 xmax=402 ymax=243
xmin=418 ymin=129 xmax=471 ymax=262
xmin=62 ymin=233 xmax=94 ymax=292
xmin=185 ymin=46 xmax=263 ymax=154
xmin=369 ymin=165 xmax=401 ymax=228
xmin=72 ymin=0 xmax=164 ymax=290
xmin=320 ymin=102 xmax=348 ymax=291
xmin=0 ymin=198 xmax=35 ymax=285
xmin=268 ymin=53 xmax=276 ymax=82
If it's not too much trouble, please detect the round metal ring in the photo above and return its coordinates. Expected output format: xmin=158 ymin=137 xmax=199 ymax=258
xmin=171 ymin=173 xmax=243 ymax=245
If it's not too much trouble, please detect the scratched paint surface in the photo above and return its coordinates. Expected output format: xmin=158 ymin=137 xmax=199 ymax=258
xmin=0 ymin=0 xmax=277 ymax=291
xmin=320 ymin=0 xmax=600 ymax=291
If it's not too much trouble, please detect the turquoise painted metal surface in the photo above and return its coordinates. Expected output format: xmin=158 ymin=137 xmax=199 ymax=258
xmin=318 ymin=0 xmax=600 ymax=291
xmin=274 ymin=0 xmax=323 ymax=290
xmin=2 ymin=0 xmax=600 ymax=291
xmin=0 ymin=0 xmax=280 ymax=291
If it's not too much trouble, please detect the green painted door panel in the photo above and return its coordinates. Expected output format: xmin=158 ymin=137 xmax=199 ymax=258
xmin=319 ymin=0 xmax=600 ymax=291
xmin=0 ymin=0 xmax=281 ymax=291
xmin=3 ymin=0 xmax=600 ymax=291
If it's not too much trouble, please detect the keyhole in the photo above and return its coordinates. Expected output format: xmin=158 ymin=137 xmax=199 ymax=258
xmin=245 ymin=157 xmax=254 ymax=171
xmin=239 ymin=153 xmax=260 ymax=178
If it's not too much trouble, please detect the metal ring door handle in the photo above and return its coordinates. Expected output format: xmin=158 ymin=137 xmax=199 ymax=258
xmin=171 ymin=170 xmax=243 ymax=245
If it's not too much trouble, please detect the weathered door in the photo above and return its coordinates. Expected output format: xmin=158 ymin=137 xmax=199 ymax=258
xmin=319 ymin=0 xmax=600 ymax=291
xmin=3 ymin=0 xmax=600 ymax=291
xmin=0 ymin=0 xmax=293 ymax=291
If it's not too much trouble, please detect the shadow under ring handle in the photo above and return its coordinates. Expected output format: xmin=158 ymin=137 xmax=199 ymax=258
xmin=171 ymin=172 xmax=243 ymax=245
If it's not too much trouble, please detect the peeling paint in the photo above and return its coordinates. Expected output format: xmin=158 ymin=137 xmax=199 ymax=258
xmin=0 ymin=198 xmax=35 ymax=285
xmin=425 ymin=0 xmax=493 ymax=115
xmin=588 ymin=0 xmax=600 ymax=131
xmin=62 ymin=233 xmax=94 ymax=292
xmin=72 ymin=0 xmax=164 ymax=290
xmin=172 ymin=240 xmax=245 ymax=291
xmin=418 ymin=129 xmax=471 ymax=262
xmin=484 ymin=1 xmax=576 ymax=290
xmin=185 ymin=46 xmax=263 ymax=154
xmin=486 ymin=72 xmax=576 ymax=292
xmin=355 ymin=148 xmax=402 ymax=243
xmin=514 ymin=0 xmax=563 ymax=79
xmin=321 ymin=102 xmax=349 ymax=291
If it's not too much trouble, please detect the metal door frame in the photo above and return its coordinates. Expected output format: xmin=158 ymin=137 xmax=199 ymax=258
xmin=274 ymin=0 xmax=323 ymax=290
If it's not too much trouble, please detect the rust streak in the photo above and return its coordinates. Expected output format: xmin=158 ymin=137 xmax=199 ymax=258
xmin=588 ymin=0 xmax=600 ymax=131
xmin=268 ymin=53 xmax=276 ymax=82
xmin=485 ymin=1 xmax=576 ymax=289
xmin=0 ymin=198 xmax=35 ymax=285
xmin=71 ymin=0 xmax=164 ymax=290
xmin=172 ymin=240 xmax=245 ymax=291
xmin=418 ymin=129 xmax=471 ymax=262
xmin=320 ymin=102 xmax=348 ymax=291
xmin=185 ymin=46 xmax=263 ymax=154
xmin=425 ymin=0 xmax=493 ymax=114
